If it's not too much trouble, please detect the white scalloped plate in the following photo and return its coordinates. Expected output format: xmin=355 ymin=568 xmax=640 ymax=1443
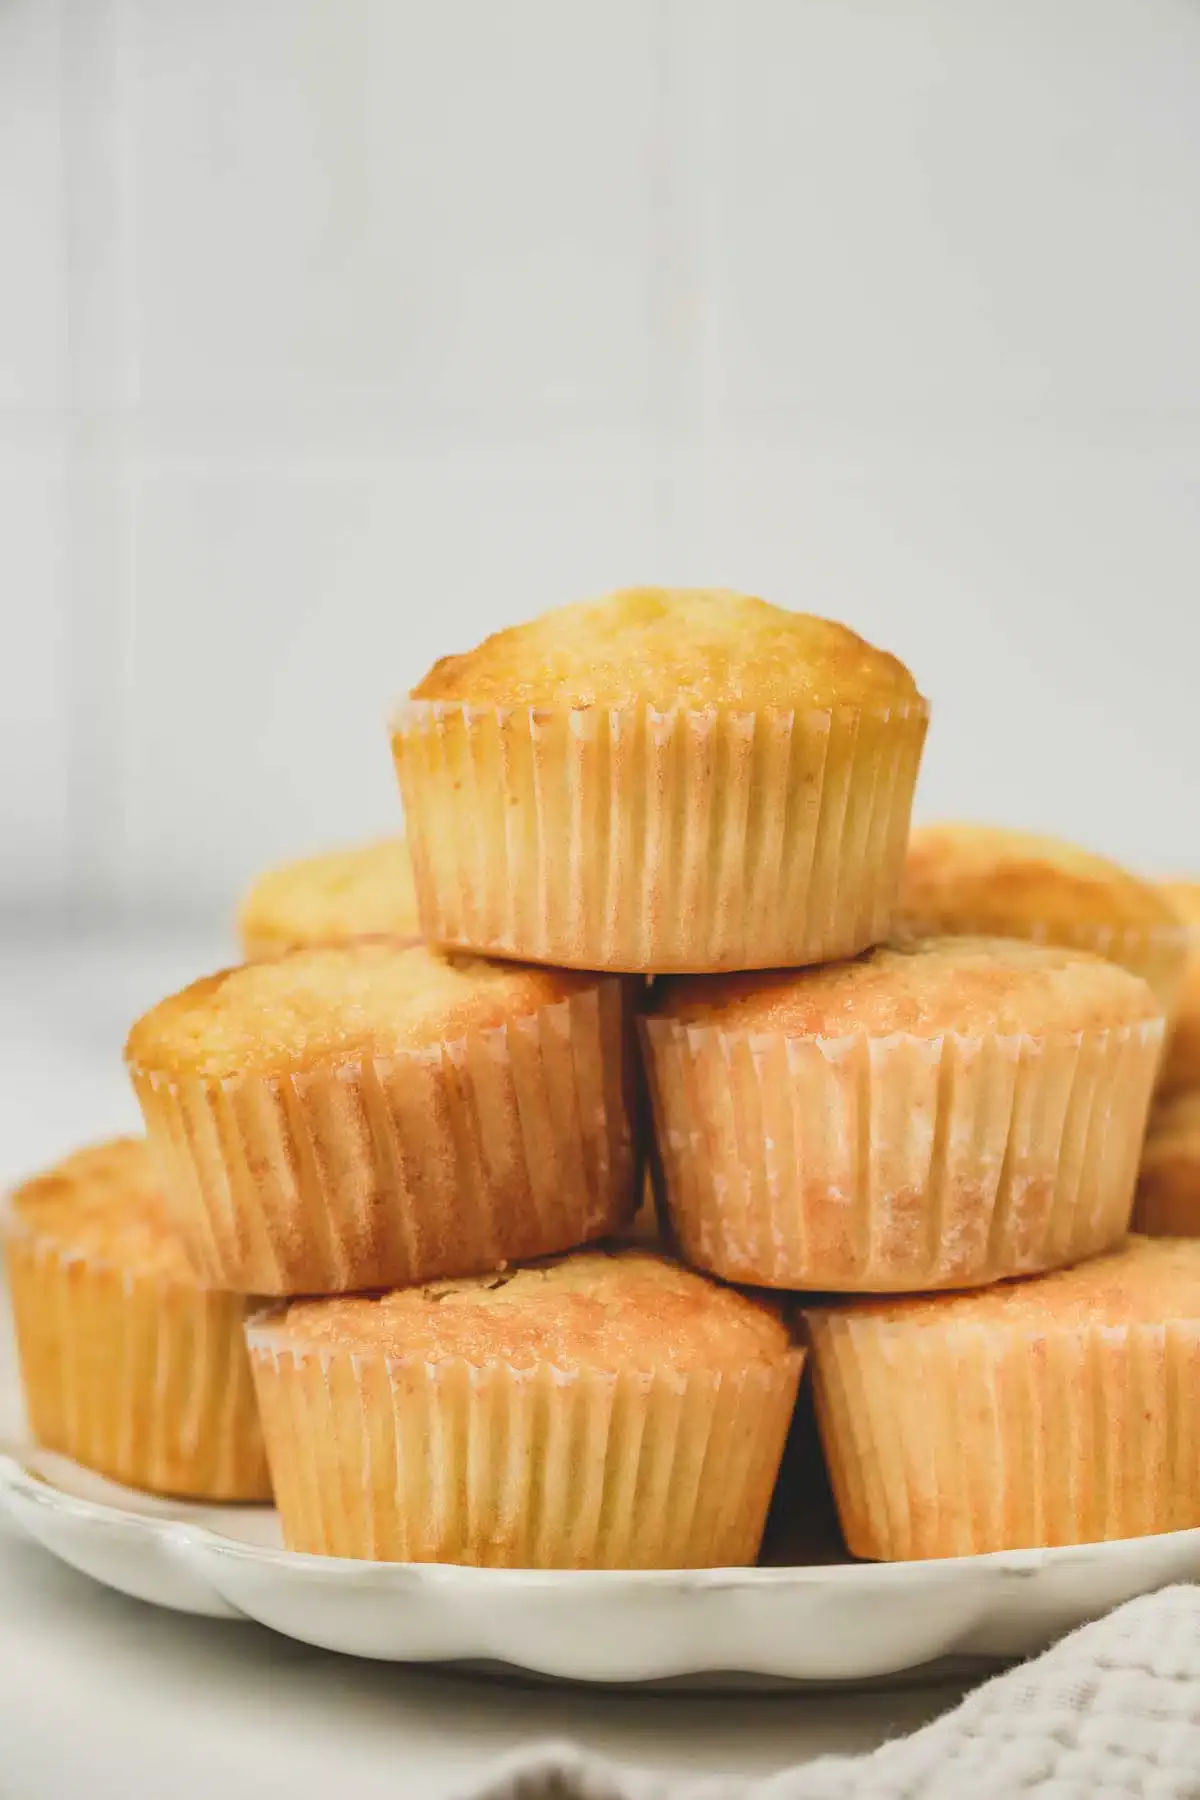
xmin=5 ymin=1441 xmax=1200 ymax=1688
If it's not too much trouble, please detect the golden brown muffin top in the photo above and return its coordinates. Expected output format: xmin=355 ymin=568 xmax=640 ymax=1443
xmin=126 ymin=942 xmax=599 ymax=1080
xmin=6 ymin=1137 xmax=199 ymax=1281
xmin=807 ymin=1235 xmax=1200 ymax=1332
xmin=1161 ymin=881 xmax=1200 ymax=932
xmin=237 ymin=839 xmax=420 ymax=956
xmin=650 ymin=935 xmax=1160 ymax=1039
xmin=902 ymin=822 xmax=1180 ymax=937
xmin=249 ymin=1249 xmax=795 ymax=1374
xmin=410 ymin=587 xmax=922 ymax=711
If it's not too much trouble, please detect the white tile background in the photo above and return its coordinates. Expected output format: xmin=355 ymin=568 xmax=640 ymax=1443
xmin=4 ymin=0 xmax=1200 ymax=923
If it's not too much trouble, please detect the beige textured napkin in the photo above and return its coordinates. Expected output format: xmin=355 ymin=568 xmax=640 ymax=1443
xmin=459 ymin=1585 xmax=1200 ymax=1798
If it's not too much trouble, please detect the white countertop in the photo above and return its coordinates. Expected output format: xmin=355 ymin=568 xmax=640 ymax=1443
xmin=0 ymin=925 xmax=968 ymax=1798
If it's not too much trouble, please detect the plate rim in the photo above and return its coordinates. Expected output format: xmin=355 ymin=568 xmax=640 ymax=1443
xmin=4 ymin=1443 xmax=1197 ymax=1590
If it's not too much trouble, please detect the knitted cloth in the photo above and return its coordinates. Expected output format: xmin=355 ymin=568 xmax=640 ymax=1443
xmin=460 ymin=1585 xmax=1200 ymax=1799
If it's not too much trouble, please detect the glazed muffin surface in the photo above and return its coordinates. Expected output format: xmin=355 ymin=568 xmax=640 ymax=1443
xmin=126 ymin=941 xmax=598 ymax=1080
xmin=413 ymin=586 xmax=920 ymax=711
xmin=238 ymin=839 xmax=419 ymax=957
xmin=255 ymin=1249 xmax=793 ymax=1373
xmin=810 ymin=1233 xmax=1200 ymax=1332
xmin=9 ymin=1135 xmax=196 ymax=1280
xmin=899 ymin=824 xmax=1188 ymax=1025
xmin=652 ymin=934 xmax=1161 ymax=1039
xmin=902 ymin=823 xmax=1179 ymax=935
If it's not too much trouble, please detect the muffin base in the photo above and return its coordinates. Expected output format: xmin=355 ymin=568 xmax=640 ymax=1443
xmin=131 ymin=977 xmax=640 ymax=1296
xmin=4 ymin=1220 xmax=269 ymax=1501
xmin=393 ymin=698 xmax=928 ymax=973
xmin=642 ymin=1017 xmax=1163 ymax=1291
xmin=807 ymin=1307 xmax=1200 ymax=1558
xmin=247 ymin=1326 xmax=803 ymax=1569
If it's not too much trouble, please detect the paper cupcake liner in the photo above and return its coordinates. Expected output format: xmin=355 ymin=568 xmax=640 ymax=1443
xmin=1134 ymin=1136 xmax=1200 ymax=1237
xmin=620 ymin=1171 xmax=664 ymax=1248
xmin=899 ymin=909 xmax=1189 ymax=1026
xmin=806 ymin=1308 xmax=1200 ymax=1557
xmin=641 ymin=1015 xmax=1163 ymax=1291
xmin=2 ymin=1217 xmax=270 ymax=1501
xmin=392 ymin=697 xmax=928 ymax=973
xmin=130 ymin=979 xmax=640 ymax=1296
xmin=1159 ymin=962 xmax=1200 ymax=1099
xmin=246 ymin=1324 xmax=803 ymax=1568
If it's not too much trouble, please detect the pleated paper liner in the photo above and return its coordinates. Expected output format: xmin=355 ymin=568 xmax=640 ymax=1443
xmin=246 ymin=1324 xmax=804 ymax=1569
xmin=130 ymin=978 xmax=640 ymax=1297
xmin=898 ymin=909 xmax=1189 ymax=1027
xmin=642 ymin=1016 xmax=1163 ymax=1292
xmin=1135 ymin=1094 xmax=1200 ymax=1236
xmin=392 ymin=697 xmax=928 ymax=972
xmin=805 ymin=1290 xmax=1200 ymax=1559
xmin=3 ymin=1217 xmax=270 ymax=1501
xmin=1160 ymin=960 xmax=1200 ymax=1099
xmin=621 ymin=1173 xmax=664 ymax=1247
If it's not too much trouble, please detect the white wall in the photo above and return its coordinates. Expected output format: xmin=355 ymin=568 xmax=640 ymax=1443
xmin=5 ymin=0 xmax=1200 ymax=922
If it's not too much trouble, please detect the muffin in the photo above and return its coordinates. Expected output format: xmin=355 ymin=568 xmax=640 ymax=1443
xmin=126 ymin=942 xmax=640 ymax=1296
xmin=3 ymin=1138 xmax=270 ymax=1500
xmin=805 ymin=1235 xmax=1200 ymax=1558
xmin=623 ymin=1177 xmax=664 ymax=1248
xmin=1158 ymin=881 xmax=1200 ymax=1098
xmin=392 ymin=586 xmax=928 ymax=973
xmin=900 ymin=823 xmax=1188 ymax=1023
xmin=643 ymin=936 xmax=1162 ymax=1292
xmin=247 ymin=1248 xmax=803 ymax=1568
xmin=237 ymin=838 xmax=421 ymax=960
xmin=1135 ymin=1091 xmax=1200 ymax=1236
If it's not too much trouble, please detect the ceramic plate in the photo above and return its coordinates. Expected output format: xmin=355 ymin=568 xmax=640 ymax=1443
xmin=5 ymin=1426 xmax=1200 ymax=1688
xmin=4 ymin=1289 xmax=1198 ymax=1689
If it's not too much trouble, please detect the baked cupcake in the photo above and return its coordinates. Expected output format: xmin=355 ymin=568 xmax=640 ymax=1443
xmin=900 ymin=823 xmax=1188 ymax=1023
xmin=3 ymin=1138 xmax=270 ymax=1500
xmin=247 ymin=1248 xmax=802 ymax=1568
xmin=393 ymin=586 xmax=928 ymax=973
xmin=1158 ymin=881 xmax=1200 ymax=1098
xmin=622 ymin=1177 xmax=664 ymax=1247
xmin=1135 ymin=1091 xmax=1200 ymax=1236
xmin=127 ymin=942 xmax=640 ymax=1296
xmin=805 ymin=1235 xmax=1200 ymax=1558
xmin=237 ymin=838 xmax=420 ymax=960
xmin=643 ymin=936 xmax=1162 ymax=1292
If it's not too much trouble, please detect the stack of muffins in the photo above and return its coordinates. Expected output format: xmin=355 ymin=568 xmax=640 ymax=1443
xmin=6 ymin=587 xmax=1200 ymax=1568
